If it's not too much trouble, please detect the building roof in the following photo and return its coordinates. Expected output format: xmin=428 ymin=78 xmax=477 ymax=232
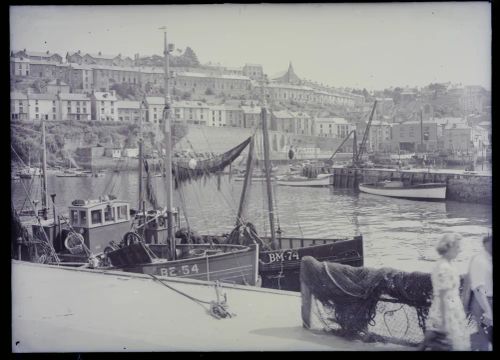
xmin=289 ymin=111 xmax=311 ymax=118
xmin=58 ymin=93 xmax=90 ymax=101
xmin=272 ymin=110 xmax=293 ymax=119
xmin=176 ymin=72 xmax=250 ymax=81
xmin=47 ymin=79 xmax=69 ymax=86
xmin=93 ymin=92 xmax=117 ymax=101
xmin=370 ymin=120 xmax=391 ymax=126
xmin=444 ymin=123 xmax=470 ymax=130
xmin=11 ymin=92 xmax=27 ymax=100
xmin=316 ymin=117 xmax=349 ymax=124
xmin=399 ymin=121 xmax=438 ymax=126
xmin=86 ymin=52 xmax=118 ymax=60
xmin=272 ymin=62 xmax=301 ymax=84
xmin=29 ymin=93 xmax=58 ymax=100
xmin=266 ymin=83 xmax=314 ymax=91
xmin=10 ymin=57 xmax=31 ymax=63
xmin=25 ymin=50 xmax=62 ymax=58
xmin=116 ymin=100 xmax=141 ymax=109
xmin=240 ymin=106 xmax=261 ymax=114
xmin=146 ymin=97 xmax=165 ymax=105
xmin=172 ymin=101 xmax=209 ymax=109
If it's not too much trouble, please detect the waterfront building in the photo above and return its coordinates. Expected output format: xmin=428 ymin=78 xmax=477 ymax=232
xmin=144 ymin=96 xmax=165 ymax=125
xmin=13 ymin=49 xmax=63 ymax=63
xmin=314 ymin=117 xmax=354 ymax=138
xmin=10 ymin=57 xmax=30 ymax=77
xmin=391 ymin=121 xmax=438 ymax=152
xmin=224 ymin=106 xmax=244 ymax=128
xmin=171 ymin=101 xmax=210 ymax=125
xmin=91 ymin=91 xmax=118 ymax=122
xmin=241 ymin=105 xmax=262 ymax=129
xmin=289 ymin=111 xmax=312 ymax=136
xmin=116 ymin=100 xmax=142 ymax=123
xmin=442 ymin=123 xmax=473 ymax=152
xmin=271 ymin=110 xmax=296 ymax=133
xmin=67 ymin=64 xmax=94 ymax=93
xmin=58 ymin=93 xmax=91 ymax=121
xmin=242 ymin=64 xmax=264 ymax=81
xmin=368 ymin=120 xmax=392 ymax=152
xmin=46 ymin=79 xmax=70 ymax=95
xmin=10 ymin=91 xmax=29 ymax=121
xmin=29 ymin=60 xmax=68 ymax=81
xmin=173 ymin=72 xmax=252 ymax=97
xmin=27 ymin=93 xmax=59 ymax=121
xmin=104 ymin=147 xmax=122 ymax=158
xmin=207 ymin=105 xmax=227 ymax=127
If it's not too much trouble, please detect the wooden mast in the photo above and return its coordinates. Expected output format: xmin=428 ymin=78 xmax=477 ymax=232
xmin=161 ymin=27 xmax=175 ymax=260
xmin=236 ymin=137 xmax=255 ymax=226
xmin=260 ymin=83 xmax=278 ymax=250
xmin=138 ymin=100 xmax=144 ymax=212
xmin=41 ymin=121 xmax=48 ymax=220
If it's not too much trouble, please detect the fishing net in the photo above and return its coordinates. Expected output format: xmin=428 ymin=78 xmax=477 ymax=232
xmin=173 ymin=137 xmax=251 ymax=187
xmin=300 ymin=256 xmax=441 ymax=347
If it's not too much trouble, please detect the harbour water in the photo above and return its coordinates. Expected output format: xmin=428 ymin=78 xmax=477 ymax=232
xmin=12 ymin=171 xmax=492 ymax=274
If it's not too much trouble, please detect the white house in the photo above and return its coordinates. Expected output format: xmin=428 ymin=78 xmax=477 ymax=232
xmin=58 ymin=93 xmax=91 ymax=121
xmin=10 ymin=92 xmax=29 ymax=121
xmin=145 ymin=97 xmax=165 ymax=125
xmin=28 ymin=93 xmax=59 ymax=121
xmin=207 ymin=105 xmax=227 ymax=127
xmin=314 ymin=117 xmax=353 ymax=138
xmin=91 ymin=91 xmax=117 ymax=121
xmin=171 ymin=101 xmax=210 ymax=125
xmin=116 ymin=100 xmax=142 ymax=123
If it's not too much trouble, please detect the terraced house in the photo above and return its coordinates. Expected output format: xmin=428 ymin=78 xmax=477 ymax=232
xmin=91 ymin=91 xmax=117 ymax=121
xmin=59 ymin=93 xmax=91 ymax=121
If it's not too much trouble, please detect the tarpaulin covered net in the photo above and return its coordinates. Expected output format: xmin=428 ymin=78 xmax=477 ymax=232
xmin=300 ymin=256 xmax=436 ymax=346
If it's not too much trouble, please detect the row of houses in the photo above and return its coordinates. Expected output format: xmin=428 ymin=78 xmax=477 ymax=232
xmin=366 ymin=117 xmax=490 ymax=153
xmin=11 ymin=56 xmax=363 ymax=107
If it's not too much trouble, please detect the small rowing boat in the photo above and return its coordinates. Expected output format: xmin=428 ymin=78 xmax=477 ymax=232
xmin=358 ymin=180 xmax=447 ymax=201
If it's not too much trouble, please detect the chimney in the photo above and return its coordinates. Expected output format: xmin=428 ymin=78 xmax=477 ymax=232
xmin=78 ymin=50 xmax=81 ymax=54
xmin=98 ymin=51 xmax=102 ymax=56
xmin=46 ymin=50 xmax=49 ymax=54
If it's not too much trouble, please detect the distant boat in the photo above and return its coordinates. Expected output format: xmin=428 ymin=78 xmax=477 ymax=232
xmin=358 ymin=180 xmax=447 ymax=201
xmin=56 ymin=169 xmax=89 ymax=178
xmin=276 ymin=173 xmax=332 ymax=187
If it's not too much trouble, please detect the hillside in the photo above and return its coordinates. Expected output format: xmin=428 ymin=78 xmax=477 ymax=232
xmin=11 ymin=121 xmax=187 ymax=167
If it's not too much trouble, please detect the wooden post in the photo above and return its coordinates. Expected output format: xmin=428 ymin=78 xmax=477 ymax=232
xmin=301 ymin=281 xmax=313 ymax=329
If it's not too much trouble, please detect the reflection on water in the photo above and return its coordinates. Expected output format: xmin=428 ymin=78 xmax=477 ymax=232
xmin=12 ymin=172 xmax=491 ymax=273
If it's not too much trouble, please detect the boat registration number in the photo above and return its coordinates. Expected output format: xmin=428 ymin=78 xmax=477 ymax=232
xmin=267 ymin=250 xmax=300 ymax=263
xmin=159 ymin=264 xmax=200 ymax=277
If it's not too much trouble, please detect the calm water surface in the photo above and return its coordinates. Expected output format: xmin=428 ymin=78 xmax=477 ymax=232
xmin=12 ymin=171 xmax=492 ymax=274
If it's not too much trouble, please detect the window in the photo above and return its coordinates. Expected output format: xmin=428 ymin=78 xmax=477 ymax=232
xmin=53 ymin=114 xmax=56 ymax=120
xmin=35 ymin=107 xmax=39 ymax=112
xmin=76 ymin=101 xmax=80 ymax=106
xmin=117 ymin=205 xmax=128 ymax=220
xmin=35 ymin=114 xmax=39 ymax=119
xmin=111 ymin=108 xmax=114 ymax=114
xmin=67 ymin=107 xmax=71 ymax=113
xmin=52 ymin=100 xmax=56 ymax=105
xmin=52 ymin=107 xmax=56 ymax=113
xmin=104 ymin=206 xmax=115 ymax=222
xmin=71 ymin=210 xmax=79 ymax=225
xmin=91 ymin=210 xmax=102 ymax=224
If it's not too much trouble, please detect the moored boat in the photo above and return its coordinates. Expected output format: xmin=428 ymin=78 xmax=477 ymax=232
xmin=358 ymin=180 xmax=447 ymax=201
xmin=276 ymin=173 xmax=332 ymax=187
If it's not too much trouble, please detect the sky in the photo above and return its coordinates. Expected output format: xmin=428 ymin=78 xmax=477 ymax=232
xmin=10 ymin=3 xmax=491 ymax=91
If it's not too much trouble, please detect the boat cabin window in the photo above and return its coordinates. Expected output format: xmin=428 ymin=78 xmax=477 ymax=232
xmin=80 ymin=210 xmax=87 ymax=225
xmin=91 ymin=209 xmax=102 ymax=225
xmin=117 ymin=205 xmax=128 ymax=220
xmin=104 ymin=205 xmax=115 ymax=222
xmin=71 ymin=210 xmax=78 ymax=225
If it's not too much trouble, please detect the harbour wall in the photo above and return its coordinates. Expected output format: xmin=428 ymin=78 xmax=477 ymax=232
xmin=332 ymin=167 xmax=492 ymax=204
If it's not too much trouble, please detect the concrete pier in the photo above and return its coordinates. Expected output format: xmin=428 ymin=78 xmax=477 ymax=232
xmin=12 ymin=261 xmax=409 ymax=352
xmin=332 ymin=167 xmax=492 ymax=204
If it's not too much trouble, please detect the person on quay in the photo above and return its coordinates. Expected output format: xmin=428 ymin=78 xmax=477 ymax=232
xmin=464 ymin=234 xmax=493 ymax=351
xmin=420 ymin=233 xmax=471 ymax=351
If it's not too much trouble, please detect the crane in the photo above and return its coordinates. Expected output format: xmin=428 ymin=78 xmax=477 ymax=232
xmin=353 ymin=100 xmax=377 ymax=167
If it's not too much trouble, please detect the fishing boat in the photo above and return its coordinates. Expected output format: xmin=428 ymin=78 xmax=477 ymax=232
xmin=276 ymin=173 xmax=332 ymax=187
xmin=358 ymin=180 xmax=447 ymax=201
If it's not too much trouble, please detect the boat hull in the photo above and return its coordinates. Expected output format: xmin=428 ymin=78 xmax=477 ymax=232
xmin=258 ymin=236 xmax=363 ymax=291
xmin=359 ymin=182 xmax=447 ymax=200
xmin=276 ymin=174 xmax=332 ymax=187
xmin=110 ymin=243 xmax=259 ymax=286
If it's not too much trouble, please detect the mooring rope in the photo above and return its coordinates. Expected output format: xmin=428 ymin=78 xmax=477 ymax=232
xmin=149 ymin=274 xmax=234 ymax=320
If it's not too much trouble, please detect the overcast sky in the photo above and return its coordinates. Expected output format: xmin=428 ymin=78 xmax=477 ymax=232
xmin=10 ymin=3 xmax=491 ymax=91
